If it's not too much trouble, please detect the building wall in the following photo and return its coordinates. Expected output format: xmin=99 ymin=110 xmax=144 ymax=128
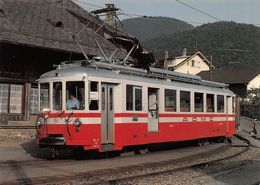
xmin=247 ymin=74 xmax=260 ymax=90
xmin=168 ymin=57 xmax=186 ymax=67
xmin=173 ymin=55 xmax=210 ymax=75
xmin=0 ymin=43 xmax=84 ymax=121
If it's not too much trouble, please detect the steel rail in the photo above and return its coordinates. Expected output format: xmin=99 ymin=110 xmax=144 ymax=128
xmin=0 ymin=125 xmax=35 ymax=129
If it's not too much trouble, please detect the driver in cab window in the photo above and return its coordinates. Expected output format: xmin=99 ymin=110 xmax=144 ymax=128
xmin=66 ymin=94 xmax=80 ymax=110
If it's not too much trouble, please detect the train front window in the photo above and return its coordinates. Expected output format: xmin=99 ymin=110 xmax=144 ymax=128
xmin=53 ymin=82 xmax=62 ymax=110
xmin=40 ymin=83 xmax=49 ymax=110
xmin=89 ymin=81 xmax=99 ymax=110
xmin=66 ymin=81 xmax=85 ymax=110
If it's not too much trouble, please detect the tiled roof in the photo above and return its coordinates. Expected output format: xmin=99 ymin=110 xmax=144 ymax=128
xmin=0 ymin=0 xmax=119 ymax=56
xmin=197 ymin=68 xmax=260 ymax=84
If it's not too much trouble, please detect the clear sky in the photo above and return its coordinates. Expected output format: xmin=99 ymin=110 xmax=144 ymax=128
xmin=74 ymin=0 xmax=260 ymax=26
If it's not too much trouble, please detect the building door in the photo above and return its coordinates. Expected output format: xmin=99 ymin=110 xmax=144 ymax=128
xmin=148 ymin=88 xmax=159 ymax=132
xmin=101 ymin=84 xmax=114 ymax=144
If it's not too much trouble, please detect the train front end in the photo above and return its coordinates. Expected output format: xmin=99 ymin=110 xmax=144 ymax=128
xmin=35 ymin=66 xmax=102 ymax=154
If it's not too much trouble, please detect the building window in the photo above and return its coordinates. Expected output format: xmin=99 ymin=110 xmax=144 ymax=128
xmin=165 ymin=89 xmax=176 ymax=112
xmin=0 ymin=84 xmax=9 ymax=113
xmin=194 ymin=92 xmax=203 ymax=112
xmin=126 ymin=85 xmax=142 ymax=111
xmin=9 ymin=85 xmax=23 ymax=114
xmin=53 ymin=82 xmax=62 ymax=110
xmin=30 ymin=88 xmax=39 ymax=114
xmin=180 ymin=91 xmax=190 ymax=112
xmin=191 ymin=60 xmax=195 ymax=67
xmin=206 ymin=94 xmax=215 ymax=112
xmin=89 ymin=81 xmax=99 ymax=110
xmin=217 ymin=95 xmax=225 ymax=113
xmin=66 ymin=81 xmax=85 ymax=110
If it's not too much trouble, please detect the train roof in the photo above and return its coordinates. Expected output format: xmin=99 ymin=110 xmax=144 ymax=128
xmin=39 ymin=60 xmax=234 ymax=94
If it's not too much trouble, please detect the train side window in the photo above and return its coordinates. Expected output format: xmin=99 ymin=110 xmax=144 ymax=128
xmin=180 ymin=91 xmax=190 ymax=112
xmin=165 ymin=89 xmax=176 ymax=112
xmin=66 ymin=81 xmax=85 ymax=110
xmin=217 ymin=95 xmax=224 ymax=113
xmin=194 ymin=92 xmax=203 ymax=112
xmin=53 ymin=82 xmax=62 ymax=110
xmin=126 ymin=85 xmax=142 ymax=111
xmin=232 ymin=97 xmax=235 ymax=113
xmin=102 ymin=87 xmax=105 ymax=111
xmin=206 ymin=94 xmax=215 ymax=112
xmin=89 ymin=81 xmax=99 ymax=110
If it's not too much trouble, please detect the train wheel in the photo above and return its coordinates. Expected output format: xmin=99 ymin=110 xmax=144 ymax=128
xmin=49 ymin=147 xmax=59 ymax=159
xmin=196 ymin=139 xmax=205 ymax=147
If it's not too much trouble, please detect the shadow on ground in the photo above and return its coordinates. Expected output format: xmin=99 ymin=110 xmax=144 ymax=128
xmin=19 ymin=139 xmax=220 ymax=161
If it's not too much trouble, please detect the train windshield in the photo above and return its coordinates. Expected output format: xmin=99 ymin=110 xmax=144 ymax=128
xmin=66 ymin=81 xmax=85 ymax=110
xmin=53 ymin=82 xmax=62 ymax=110
xmin=40 ymin=83 xmax=50 ymax=111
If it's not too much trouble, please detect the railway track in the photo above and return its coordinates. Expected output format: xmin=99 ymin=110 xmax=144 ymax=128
xmin=2 ymin=136 xmax=250 ymax=185
xmin=104 ymin=144 xmax=249 ymax=185
xmin=0 ymin=125 xmax=35 ymax=129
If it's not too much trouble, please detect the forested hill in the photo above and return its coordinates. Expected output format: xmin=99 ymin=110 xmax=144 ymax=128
xmin=120 ymin=16 xmax=193 ymax=42
xmin=143 ymin=21 xmax=260 ymax=69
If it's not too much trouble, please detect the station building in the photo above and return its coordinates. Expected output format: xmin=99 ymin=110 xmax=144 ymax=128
xmin=0 ymin=0 xmax=119 ymax=121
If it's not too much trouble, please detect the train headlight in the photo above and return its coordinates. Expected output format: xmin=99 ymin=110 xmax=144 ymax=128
xmin=74 ymin=118 xmax=81 ymax=127
xmin=44 ymin=114 xmax=48 ymax=119
xmin=36 ymin=117 xmax=44 ymax=127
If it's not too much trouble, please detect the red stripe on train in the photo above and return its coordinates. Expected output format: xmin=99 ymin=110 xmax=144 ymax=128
xmin=114 ymin=113 xmax=148 ymax=118
xmin=159 ymin=114 xmax=235 ymax=118
xmin=46 ymin=112 xmax=101 ymax=118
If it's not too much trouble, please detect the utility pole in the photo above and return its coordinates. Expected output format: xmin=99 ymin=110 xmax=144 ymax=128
xmin=91 ymin=4 xmax=119 ymax=27
xmin=195 ymin=38 xmax=198 ymax=52
xmin=105 ymin=4 xmax=116 ymax=26
xmin=210 ymin=55 xmax=213 ymax=81
xmin=164 ymin=50 xmax=169 ymax=70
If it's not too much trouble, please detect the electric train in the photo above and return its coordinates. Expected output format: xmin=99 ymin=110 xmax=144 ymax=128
xmin=35 ymin=60 xmax=236 ymax=155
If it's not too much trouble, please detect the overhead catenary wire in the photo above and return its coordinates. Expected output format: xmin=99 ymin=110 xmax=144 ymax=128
xmin=73 ymin=0 xmax=259 ymax=27
xmin=72 ymin=0 xmax=204 ymax=26
xmin=175 ymin=0 xmax=221 ymax=21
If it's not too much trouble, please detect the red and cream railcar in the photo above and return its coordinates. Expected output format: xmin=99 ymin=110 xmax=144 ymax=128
xmin=36 ymin=61 xmax=236 ymax=153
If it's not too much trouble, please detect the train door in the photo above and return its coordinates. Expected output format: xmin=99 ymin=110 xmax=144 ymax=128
xmin=101 ymin=84 xmax=114 ymax=144
xmin=226 ymin=96 xmax=232 ymax=135
xmin=148 ymin=88 xmax=159 ymax=132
